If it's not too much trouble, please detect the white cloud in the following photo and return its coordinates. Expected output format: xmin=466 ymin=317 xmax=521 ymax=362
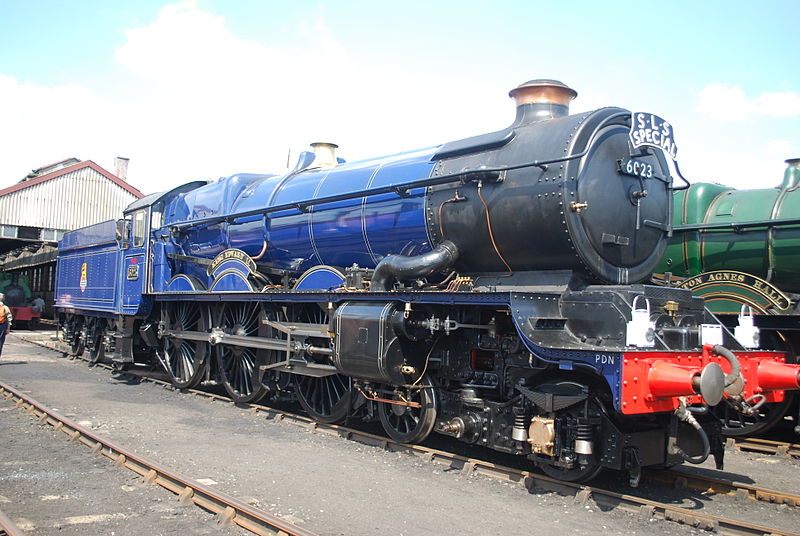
xmin=760 ymin=139 xmax=795 ymax=159
xmin=0 ymin=2 xmax=530 ymax=194
xmin=109 ymin=0 xmax=308 ymax=186
xmin=0 ymin=74 xmax=115 ymax=182
xmin=114 ymin=1 xmax=283 ymax=85
xmin=697 ymin=83 xmax=800 ymax=120
xmin=675 ymin=132 xmax=797 ymax=190
xmin=755 ymin=91 xmax=800 ymax=117
xmin=696 ymin=83 xmax=754 ymax=120
xmin=107 ymin=1 xmax=425 ymax=187
xmin=102 ymin=0 xmax=508 ymax=191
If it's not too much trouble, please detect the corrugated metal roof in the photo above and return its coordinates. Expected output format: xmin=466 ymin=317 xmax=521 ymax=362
xmin=25 ymin=157 xmax=81 ymax=179
xmin=0 ymin=164 xmax=143 ymax=230
xmin=0 ymin=160 xmax=143 ymax=198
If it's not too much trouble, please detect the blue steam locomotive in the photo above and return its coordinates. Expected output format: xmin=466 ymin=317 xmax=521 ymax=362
xmin=55 ymin=79 xmax=800 ymax=484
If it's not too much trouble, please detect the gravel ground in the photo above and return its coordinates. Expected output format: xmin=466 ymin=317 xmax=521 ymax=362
xmin=1 ymin=332 xmax=799 ymax=535
xmin=0 ymin=398 xmax=247 ymax=535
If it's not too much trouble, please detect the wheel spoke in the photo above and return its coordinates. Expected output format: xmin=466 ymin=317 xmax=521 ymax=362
xmin=378 ymin=378 xmax=437 ymax=444
xmin=290 ymin=305 xmax=349 ymax=424
xmin=180 ymin=343 xmax=195 ymax=381
xmin=163 ymin=303 xmax=208 ymax=389
xmin=216 ymin=303 xmax=267 ymax=403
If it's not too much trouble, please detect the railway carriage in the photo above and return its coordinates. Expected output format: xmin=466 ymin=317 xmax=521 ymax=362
xmin=56 ymin=79 xmax=800 ymax=484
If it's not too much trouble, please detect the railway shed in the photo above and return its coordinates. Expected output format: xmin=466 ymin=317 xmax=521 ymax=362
xmin=0 ymin=157 xmax=144 ymax=318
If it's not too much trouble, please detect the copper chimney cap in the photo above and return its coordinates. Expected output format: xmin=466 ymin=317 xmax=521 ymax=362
xmin=509 ymin=79 xmax=578 ymax=107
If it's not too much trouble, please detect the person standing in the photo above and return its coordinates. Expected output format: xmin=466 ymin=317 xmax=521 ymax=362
xmin=31 ymin=295 xmax=45 ymax=314
xmin=0 ymin=293 xmax=12 ymax=358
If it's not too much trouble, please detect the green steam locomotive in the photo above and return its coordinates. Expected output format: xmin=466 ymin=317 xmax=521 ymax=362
xmin=655 ymin=158 xmax=800 ymax=436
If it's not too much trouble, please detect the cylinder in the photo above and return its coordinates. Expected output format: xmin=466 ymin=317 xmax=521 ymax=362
xmin=331 ymin=302 xmax=426 ymax=384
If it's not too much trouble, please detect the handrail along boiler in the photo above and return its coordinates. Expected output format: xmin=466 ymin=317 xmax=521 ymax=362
xmin=55 ymin=79 xmax=800 ymax=484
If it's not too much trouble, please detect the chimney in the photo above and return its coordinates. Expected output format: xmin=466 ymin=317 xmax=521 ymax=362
xmin=509 ymin=79 xmax=577 ymax=126
xmin=782 ymin=158 xmax=800 ymax=190
xmin=114 ymin=157 xmax=130 ymax=181
xmin=310 ymin=142 xmax=338 ymax=169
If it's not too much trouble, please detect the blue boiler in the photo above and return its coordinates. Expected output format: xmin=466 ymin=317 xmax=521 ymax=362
xmin=165 ymin=147 xmax=437 ymax=275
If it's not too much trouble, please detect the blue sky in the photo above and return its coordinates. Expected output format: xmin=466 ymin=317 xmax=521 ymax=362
xmin=1 ymin=0 xmax=798 ymax=193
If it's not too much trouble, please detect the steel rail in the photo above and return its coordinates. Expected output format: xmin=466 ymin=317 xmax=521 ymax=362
xmin=0 ymin=508 xmax=23 ymax=536
xmin=19 ymin=334 xmax=800 ymax=505
xmin=652 ymin=468 xmax=800 ymax=507
xmin=0 ymin=381 xmax=317 ymax=536
xmin=13 ymin=332 xmax=800 ymax=535
xmin=209 ymin=411 xmax=800 ymax=536
xmin=731 ymin=437 xmax=800 ymax=459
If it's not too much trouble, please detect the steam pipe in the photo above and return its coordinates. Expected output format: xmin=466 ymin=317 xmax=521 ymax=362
xmin=370 ymin=241 xmax=459 ymax=291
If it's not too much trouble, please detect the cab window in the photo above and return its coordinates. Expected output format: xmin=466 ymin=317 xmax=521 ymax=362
xmin=151 ymin=205 xmax=163 ymax=230
xmin=133 ymin=210 xmax=147 ymax=247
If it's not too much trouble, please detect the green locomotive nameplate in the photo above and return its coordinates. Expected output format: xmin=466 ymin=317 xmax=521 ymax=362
xmin=676 ymin=270 xmax=791 ymax=313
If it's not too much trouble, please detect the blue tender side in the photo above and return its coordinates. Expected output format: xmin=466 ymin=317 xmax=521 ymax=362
xmin=56 ymin=220 xmax=121 ymax=316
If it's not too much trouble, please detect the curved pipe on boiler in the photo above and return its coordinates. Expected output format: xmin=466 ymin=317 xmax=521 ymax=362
xmin=370 ymin=241 xmax=460 ymax=292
